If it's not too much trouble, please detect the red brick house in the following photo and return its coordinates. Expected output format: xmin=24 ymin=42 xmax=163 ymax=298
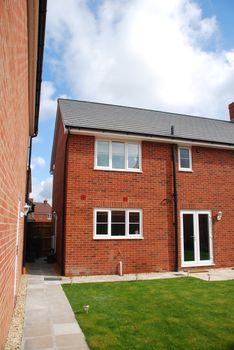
xmin=28 ymin=199 xmax=52 ymax=222
xmin=0 ymin=1 xmax=46 ymax=347
xmin=51 ymin=99 xmax=234 ymax=276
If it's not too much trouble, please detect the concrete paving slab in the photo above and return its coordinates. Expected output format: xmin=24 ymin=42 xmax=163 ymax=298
xmin=50 ymin=309 xmax=75 ymax=318
xmin=24 ymin=324 xmax=52 ymax=338
xmin=189 ymin=268 xmax=234 ymax=281
xmin=50 ymin=314 xmax=77 ymax=324
xmin=23 ymin=335 xmax=54 ymax=350
xmin=27 ymin=279 xmax=44 ymax=285
xmin=55 ymin=334 xmax=87 ymax=348
xmin=53 ymin=323 xmax=82 ymax=336
xmin=24 ymin=308 xmax=50 ymax=321
xmin=27 ymin=284 xmax=44 ymax=290
xmin=24 ymin=319 xmax=51 ymax=328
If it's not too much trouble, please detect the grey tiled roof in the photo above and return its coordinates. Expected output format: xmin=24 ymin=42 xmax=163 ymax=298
xmin=58 ymin=99 xmax=234 ymax=145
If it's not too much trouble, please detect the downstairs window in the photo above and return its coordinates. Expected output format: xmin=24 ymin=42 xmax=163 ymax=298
xmin=94 ymin=209 xmax=143 ymax=239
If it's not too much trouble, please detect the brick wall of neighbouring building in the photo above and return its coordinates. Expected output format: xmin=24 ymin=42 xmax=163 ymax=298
xmin=53 ymin=127 xmax=234 ymax=276
xmin=52 ymin=111 xmax=69 ymax=271
xmin=0 ymin=1 xmax=30 ymax=347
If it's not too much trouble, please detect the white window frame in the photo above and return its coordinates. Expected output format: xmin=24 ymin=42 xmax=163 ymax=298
xmin=178 ymin=146 xmax=192 ymax=171
xmin=94 ymin=139 xmax=142 ymax=172
xmin=180 ymin=210 xmax=213 ymax=267
xmin=93 ymin=208 xmax=143 ymax=240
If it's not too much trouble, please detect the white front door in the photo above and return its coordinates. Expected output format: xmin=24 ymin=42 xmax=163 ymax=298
xmin=180 ymin=210 xmax=213 ymax=267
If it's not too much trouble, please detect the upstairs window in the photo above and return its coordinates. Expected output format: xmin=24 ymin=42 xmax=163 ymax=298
xmin=94 ymin=209 xmax=143 ymax=239
xmin=95 ymin=140 xmax=141 ymax=171
xmin=179 ymin=146 xmax=192 ymax=171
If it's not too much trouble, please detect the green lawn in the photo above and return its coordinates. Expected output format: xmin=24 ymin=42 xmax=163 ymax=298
xmin=63 ymin=278 xmax=234 ymax=350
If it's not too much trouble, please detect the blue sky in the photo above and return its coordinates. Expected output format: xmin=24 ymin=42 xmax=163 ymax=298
xmin=31 ymin=0 xmax=234 ymax=203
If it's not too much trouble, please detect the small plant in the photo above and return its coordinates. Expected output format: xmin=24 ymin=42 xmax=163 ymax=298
xmin=83 ymin=304 xmax=90 ymax=313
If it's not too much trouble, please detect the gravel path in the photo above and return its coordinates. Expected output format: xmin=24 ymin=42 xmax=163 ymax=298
xmin=5 ymin=275 xmax=28 ymax=350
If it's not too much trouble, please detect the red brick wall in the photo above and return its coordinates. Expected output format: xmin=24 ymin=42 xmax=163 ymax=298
xmin=52 ymin=112 xmax=68 ymax=270
xmin=63 ymin=135 xmax=175 ymax=276
xmin=53 ymin=133 xmax=234 ymax=276
xmin=0 ymin=0 xmax=29 ymax=347
xmin=33 ymin=213 xmax=52 ymax=222
xmin=177 ymin=146 xmax=234 ymax=268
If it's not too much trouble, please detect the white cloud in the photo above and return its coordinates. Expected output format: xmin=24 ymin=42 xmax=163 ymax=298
xmin=39 ymin=80 xmax=68 ymax=121
xmin=31 ymin=156 xmax=46 ymax=170
xmin=39 ymin=81 xmax=57 ymax=120
xmin=46 ymin=0 xmax=234 ymax=119
xmin=31 ymin=176 xmax=53 ymax=205
xmin=33 ymin=136 xmax=43 ymax=144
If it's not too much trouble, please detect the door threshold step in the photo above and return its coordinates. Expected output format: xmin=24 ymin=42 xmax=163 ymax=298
xmin=44 ymin=277 xmax=62 ymax=281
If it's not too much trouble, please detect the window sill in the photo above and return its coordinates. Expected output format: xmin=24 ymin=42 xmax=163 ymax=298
xmin=181 ymin=262 xmax=214 ymax=268
xmin=94 ymin=167 xmax=142 ymax=173
xmin=93 ymin=236 xmax=144 ymax=240
xmin=179 ymin=169 xmax=193 ymax=172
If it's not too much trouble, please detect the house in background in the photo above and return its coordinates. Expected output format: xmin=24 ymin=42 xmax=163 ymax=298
xmin=0 ymin=1 xmax=46 ymax=347
xmin=27 ymin=200 xmax=54 ymax=260
xmin=28 ymin=199 xmax=53 ymax=222
xmin=51 ymin=99 xmax=234 ymax=276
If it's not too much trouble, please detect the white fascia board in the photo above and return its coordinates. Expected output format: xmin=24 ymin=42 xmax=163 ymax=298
xmin=69 ymin=128 xmax=234 ymax=151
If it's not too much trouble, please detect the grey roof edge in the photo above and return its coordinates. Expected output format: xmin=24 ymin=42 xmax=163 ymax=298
xmin=65 ymin=124 xmax=234 ymax=147
xmin=58 ymin=97 xmax=230 ymax=124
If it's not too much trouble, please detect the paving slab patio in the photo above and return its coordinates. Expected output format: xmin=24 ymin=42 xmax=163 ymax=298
xmin=60 ymin=267 xmax=234 ymax=284
xmin=21 ymin=260 xmax=89 ymax=350
xmin=187 ymin=267 xmax=234 ymax=281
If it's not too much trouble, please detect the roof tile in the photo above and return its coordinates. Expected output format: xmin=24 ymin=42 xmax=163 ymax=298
xmin=58 ymin=99 xmax=234 ymax=145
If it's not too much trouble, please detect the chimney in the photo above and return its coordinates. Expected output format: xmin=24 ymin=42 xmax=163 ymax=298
xmin=44 ymin=199 xmax=48 ymax=204
xmin=228 ymin=102 xmax=234 ymax=121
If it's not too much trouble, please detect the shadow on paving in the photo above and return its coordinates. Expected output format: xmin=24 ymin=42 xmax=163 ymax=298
xmin=26 ymin=257 xmax=60 ymax=276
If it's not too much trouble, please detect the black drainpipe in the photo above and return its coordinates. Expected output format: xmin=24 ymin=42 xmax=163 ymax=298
xmin=25 ymin=137 xmax=33 ymax=203
xmin=23 ymin=137 xmax=33 ymax=266
xmin=61 ymin=127 xmax=70 ymax=275
xmin=171 ymin=126 xmax=179 ymax=272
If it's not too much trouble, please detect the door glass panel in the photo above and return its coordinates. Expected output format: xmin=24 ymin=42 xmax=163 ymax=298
xmin=199 ymin=214 xmax=210 ymax=260
xmin=183 ymin=214 xmax=195 ymax=262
